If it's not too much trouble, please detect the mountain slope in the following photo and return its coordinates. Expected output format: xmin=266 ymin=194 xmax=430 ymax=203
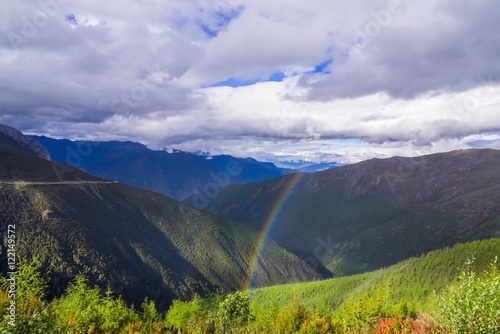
xmin=207 ymin=149 xmax=500 ymax=276
xmin=0 ymin=141 xmax=320 ymax=310
xmin=0 ymin=124 xmax=50 ymax=160
xmin=249 ymin=238 xmax=500 ymax=321
xmin=31 ymin=136 xmax=293 ymax=201
xmin=0 ymin=146 xmax=103 ymax=183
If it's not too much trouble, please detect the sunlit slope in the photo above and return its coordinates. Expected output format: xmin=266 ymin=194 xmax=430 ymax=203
xmin=249 ymin=238 xmax=500 ymax=315
xmin=208 ymin=149 xmax=500 ymax=276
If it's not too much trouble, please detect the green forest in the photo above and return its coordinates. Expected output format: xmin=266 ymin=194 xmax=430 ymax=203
xmin=1 ymin=238 xmax=499 ymax=333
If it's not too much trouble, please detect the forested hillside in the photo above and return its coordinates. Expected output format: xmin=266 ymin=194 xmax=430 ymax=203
xmin=207 ymin=149 xmax=500 ymax=276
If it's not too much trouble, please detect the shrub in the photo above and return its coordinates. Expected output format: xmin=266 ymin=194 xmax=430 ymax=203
xmin=333 ymin=284 xmax=392 ymax=331
xmin=437 ymin=257 xmax=500 ymax=333
xmin=53 ymin=275 xmax=137 ymax=333
xmin=275 ymin=303 xmax=310 ymax=333
xmin=299 ymin=316 xmax=331 ymax=334
xmin=0 ymin=259 xmax=54 ymax=334
xmin=165 ymin=296 xmax=203 ymax=330
xmin=217 ymin=291 xmax=254 ymax=329
xmin=374 ymin=314 xmax=448 ymax=334
xmin=141 ymin=299 xmax=164 ymax=334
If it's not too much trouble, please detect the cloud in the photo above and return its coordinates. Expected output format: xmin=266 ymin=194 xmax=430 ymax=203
xmin=1 ymin=0 xmax=500 ymax=164
xmin=299 ymin=0 xmax=500 ymax=100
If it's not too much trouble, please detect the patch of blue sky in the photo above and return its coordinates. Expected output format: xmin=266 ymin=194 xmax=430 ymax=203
xmin=268 ymin=71 xmax=286 ymax=82
xmin=207 ymin=71 xmax=286 ymax=88
xmin=207 ymin=77 xmax=261 ymax=88
xmin=65 ymin=13 xmax=78 ymax=26
xmin=308 ymin=58 xmax=333 ymax=74
xmin=199 ymin=23 xmax=218 ymax=38
xmin=206 ymin=58 xmax=332 ymax=88
xmin=198 ymin=6 xmax=244 ymax=38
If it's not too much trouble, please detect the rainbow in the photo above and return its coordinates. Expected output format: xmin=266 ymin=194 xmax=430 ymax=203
xmin=243 ymin=172 xmax=304 ymax=290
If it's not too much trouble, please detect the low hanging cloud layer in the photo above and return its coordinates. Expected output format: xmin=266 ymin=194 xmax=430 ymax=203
xmin=1 ymin=0 xmax=499 ymax=164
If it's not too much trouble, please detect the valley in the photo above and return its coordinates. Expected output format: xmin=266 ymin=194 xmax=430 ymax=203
xmin=1 ymin=125 xmax=499 ymax=333
xmin=206 ymin=149 xmax=500 ymax=276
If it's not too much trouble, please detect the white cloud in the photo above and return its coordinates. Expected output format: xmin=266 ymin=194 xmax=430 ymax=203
xmin=1 ymin=0 xmax=500 ymax=164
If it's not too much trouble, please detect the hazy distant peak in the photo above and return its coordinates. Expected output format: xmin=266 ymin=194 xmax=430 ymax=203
xmin=0 ymin=124 xmax=51 ymax=160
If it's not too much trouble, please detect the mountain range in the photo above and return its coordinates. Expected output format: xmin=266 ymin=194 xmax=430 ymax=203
xmin=31 ymin=135 xmax=294 ymax=202
xmin=2 ymin=123 xmax=500 ymax=312
xmin=206 ymin=149 xmax=500 ymax=276
xmin=0 ymin=125 xmax=320 ymax=310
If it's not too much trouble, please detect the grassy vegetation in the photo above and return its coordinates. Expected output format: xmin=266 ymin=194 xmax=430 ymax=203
xmin=2 ymin=239 xmax=498 ymax=333
xmin=166 ymin=238 xmax=500 ymax=333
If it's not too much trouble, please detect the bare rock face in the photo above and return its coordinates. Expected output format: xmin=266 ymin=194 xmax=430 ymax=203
xmin=0 ymin=124 xmax=51 ymax=160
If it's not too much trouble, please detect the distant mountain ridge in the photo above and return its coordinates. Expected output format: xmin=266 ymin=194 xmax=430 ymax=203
xmin=207 ymin=149 xmax=500 ymax=276
xmin=276 ymin=160 xmax=341 ymax=172
xmin=31 ymin=136 xmax=294 ymax=201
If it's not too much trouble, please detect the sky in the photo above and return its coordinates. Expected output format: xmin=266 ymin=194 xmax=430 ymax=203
xmin=1 ymin=0 xmax=500 ymax=165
